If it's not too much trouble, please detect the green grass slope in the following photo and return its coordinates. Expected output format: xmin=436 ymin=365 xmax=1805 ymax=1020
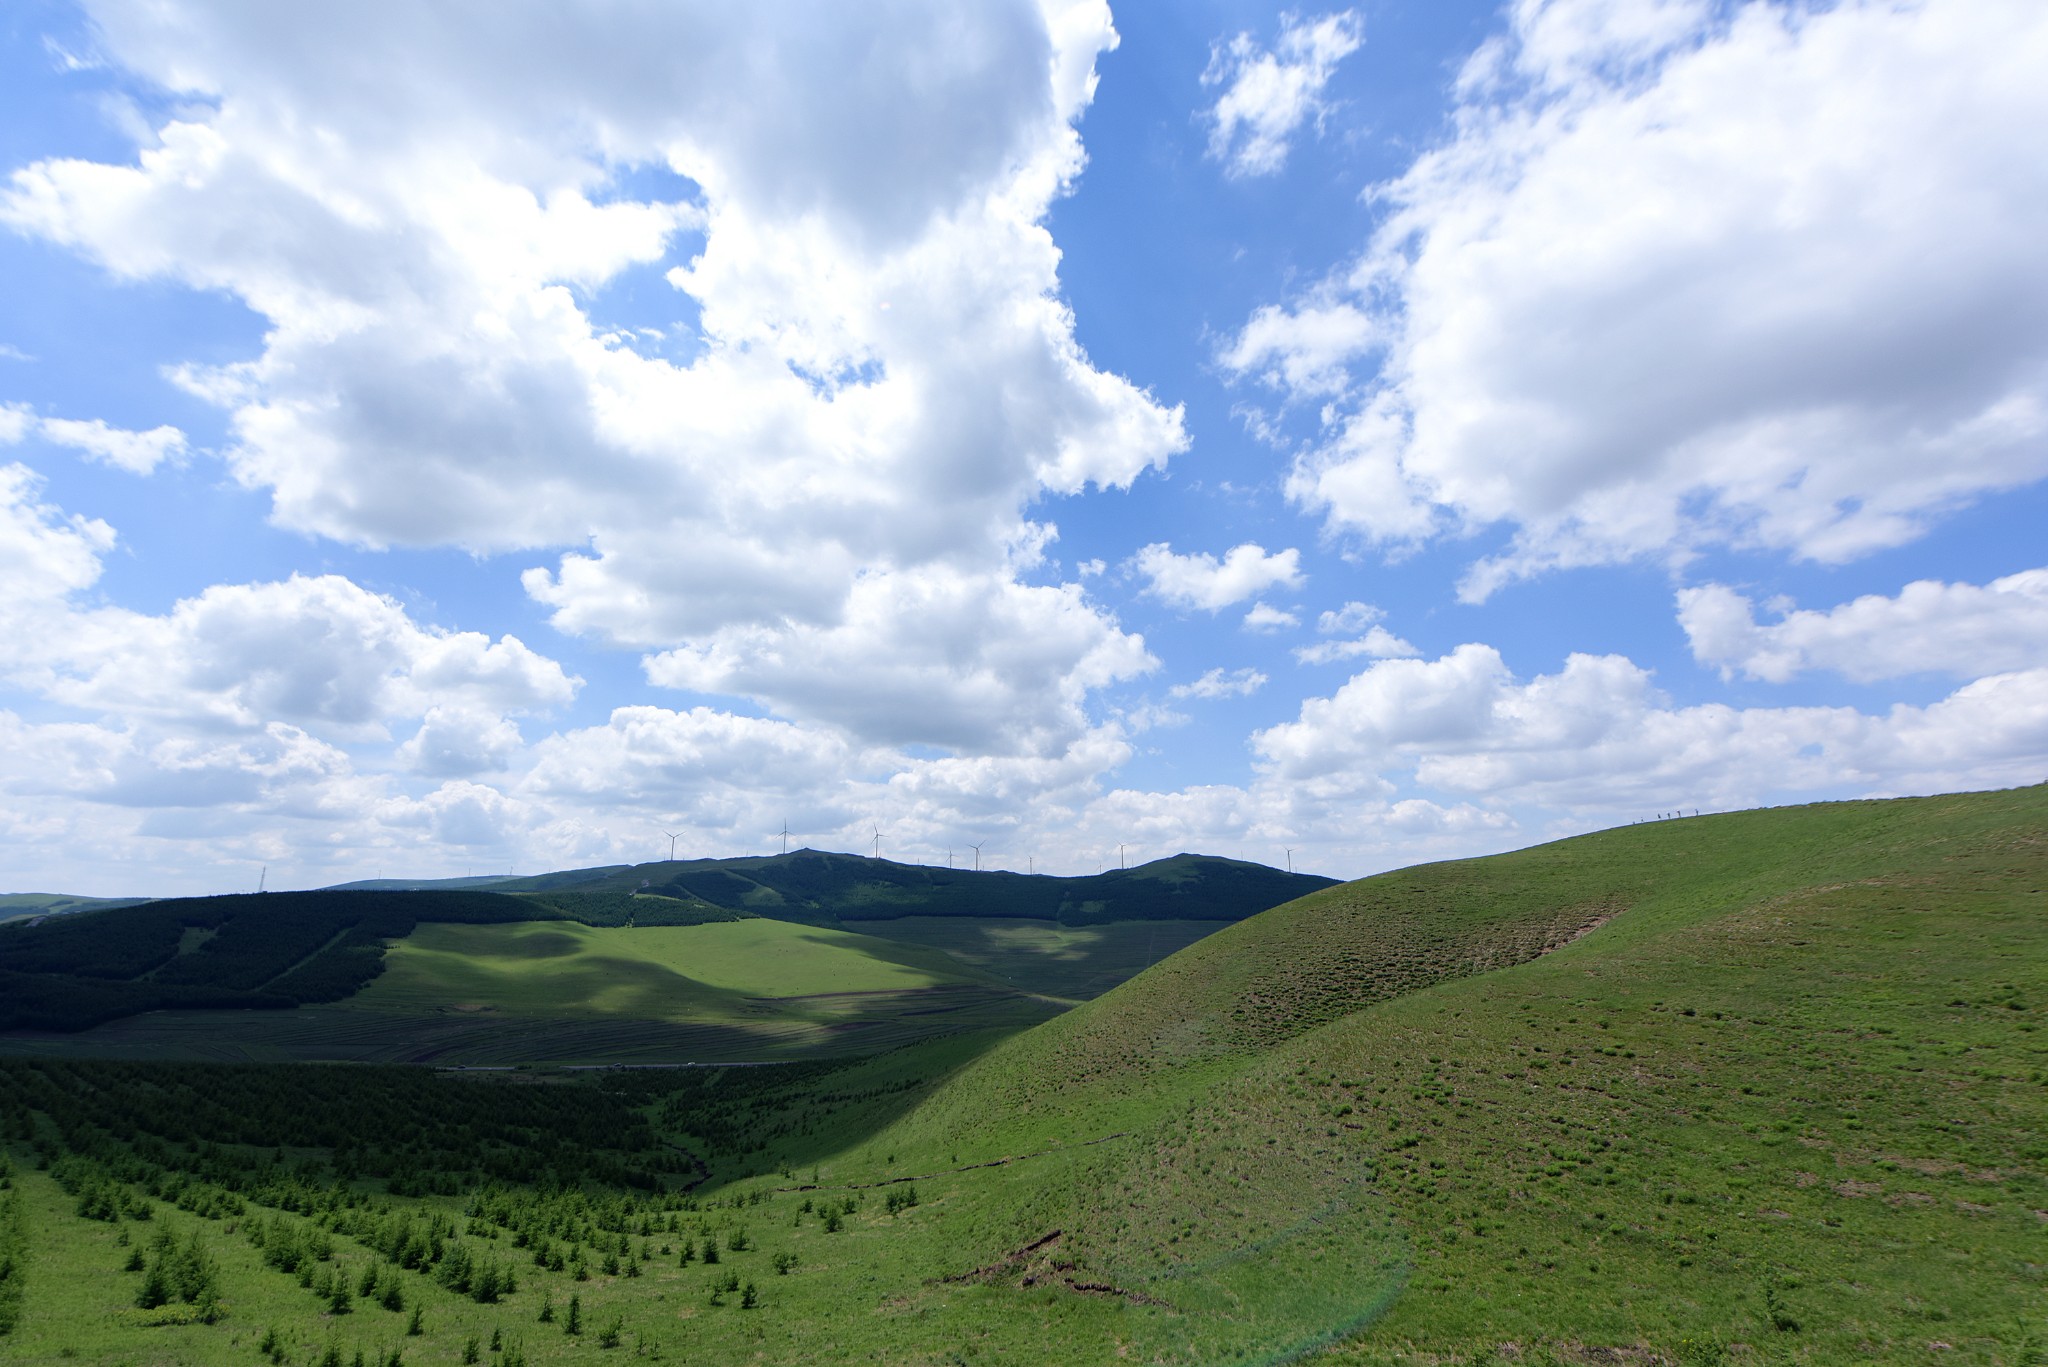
xmin=833 ymin=783 xmax=2048 ymax=1363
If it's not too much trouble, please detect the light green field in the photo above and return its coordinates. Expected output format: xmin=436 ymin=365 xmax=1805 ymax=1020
xmin=360 ymin=919 xmax=988 ymax=1020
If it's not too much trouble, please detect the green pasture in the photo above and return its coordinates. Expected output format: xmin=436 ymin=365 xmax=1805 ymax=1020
xmin=362 ymin=919 xmax=988 ymax=1017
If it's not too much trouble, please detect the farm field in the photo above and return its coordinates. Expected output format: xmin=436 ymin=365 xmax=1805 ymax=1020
xmin=0 ymin=785 xmax=2042 ymax=1364
xmin=362 ymin=919 xmax=997 ymax=1017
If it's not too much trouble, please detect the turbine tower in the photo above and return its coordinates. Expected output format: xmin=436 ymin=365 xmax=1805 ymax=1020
xmin=781 ymin=820 xmax=791 ymax=855
xmin=1285 ymin=847 xmax=1293 ymax=874
xmin=872 ymin=824 xmax=882 ymax=860
xmin=969 ymin=841 xmax=983 ymax=872
xmin=663 ymin=830 xmax=682 ymax=862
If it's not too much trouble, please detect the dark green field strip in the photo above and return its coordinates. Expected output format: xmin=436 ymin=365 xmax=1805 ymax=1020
xmin=0 ymin=1009 xmax=811 ymax=1065
xmin=0 ymin=982 xmax=1063 ymax=1067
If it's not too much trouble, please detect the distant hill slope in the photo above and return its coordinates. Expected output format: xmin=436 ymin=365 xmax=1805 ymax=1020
xmin=325 ymin=866 xmax=626 ymax=892
xmin=0 ymin=892 xmax=150 ymax=924
xmin=0 ymin=889 xmax=550 ymax=1032
xmin=0 ymin=851 xmax=1327 ymax=1040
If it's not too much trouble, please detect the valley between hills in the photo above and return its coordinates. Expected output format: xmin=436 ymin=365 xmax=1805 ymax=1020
xmin=1 ymin=785 xmax=2042 ymax=1364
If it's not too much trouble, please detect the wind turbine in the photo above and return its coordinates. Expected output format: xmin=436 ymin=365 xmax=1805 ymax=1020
xmin=257 ymin=865 xmax=267 ymax=894
xmin=780 ymin=820 xmax=791 ymax=855
xmin=1285 ymin=847 xmax=1293 ymax=874
xmin=872 ymin=824 xmax=882 ymax=860
xmin=663 ymin=830 xmax=682 ymax=862
xmin=969 ymin=841 xmax=983 ymax=872
xmin=1119 ymin=843 xmax=1127 ymax=870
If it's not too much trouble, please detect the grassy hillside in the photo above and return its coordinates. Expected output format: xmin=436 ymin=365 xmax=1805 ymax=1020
xmin=0 ymin=786 xmax=2040 ymax=1365
xmin=832 ymin=784 xmax=2048 ymax=1362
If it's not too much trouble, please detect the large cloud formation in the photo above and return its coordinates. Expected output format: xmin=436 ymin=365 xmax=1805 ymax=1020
xmin=3 ymin=0 xmax=1182 ymax=760
xmin=1255 ymin=644 xmax=2048 ymax=813
xmin=1229 ymin=0 xmax=2048 ymax=598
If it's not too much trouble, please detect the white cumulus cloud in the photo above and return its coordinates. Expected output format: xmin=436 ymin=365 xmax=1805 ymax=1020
xmin=1295 ymin=600 xmax=1418 ymax=663
xmin=1133 ymin=541 xmax=1303 ymax=611
xmin=3 ymin=0 xmax=1185 ymax=758
xmin=643 ymin=568 xmax=1154 ymax=757
xmin=1255 ymin=642 xmax=2048 ymax=812
xmin=1230 ymin=0 xmax=2048 ymax=596
xmin=1242 ymin=602 xmax=1301 ymax=633
xmin=38 ymin=415 xmax=187 ymax=473
xmin=1679 ymin=570 xmax=2048 ymax=684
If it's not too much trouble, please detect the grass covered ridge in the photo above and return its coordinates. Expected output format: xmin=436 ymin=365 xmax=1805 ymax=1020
xmin=844 ymin=784 xmax=2048 ymax=1361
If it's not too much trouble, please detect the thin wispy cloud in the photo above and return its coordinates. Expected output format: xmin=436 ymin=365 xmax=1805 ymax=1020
xmin=1202 ymin=10 xmax=1363 ymax=178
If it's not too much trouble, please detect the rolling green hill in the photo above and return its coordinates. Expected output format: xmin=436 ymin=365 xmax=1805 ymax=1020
xmin=828 ymin=783 xmax=2048 ymax=1362
xmin=0 ymin=786 xmax=2040 ymax=1365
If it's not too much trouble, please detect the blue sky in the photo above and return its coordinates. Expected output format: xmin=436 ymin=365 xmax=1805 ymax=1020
xmin=3 ymin=0 xmax=2045 ymax=896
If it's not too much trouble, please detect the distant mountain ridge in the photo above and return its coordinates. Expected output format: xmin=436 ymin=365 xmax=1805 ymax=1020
xmin=332 ymin=848 xmax=1337 ymax=927
xmin=606 ymin=848 xmax=1335 ymax=926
